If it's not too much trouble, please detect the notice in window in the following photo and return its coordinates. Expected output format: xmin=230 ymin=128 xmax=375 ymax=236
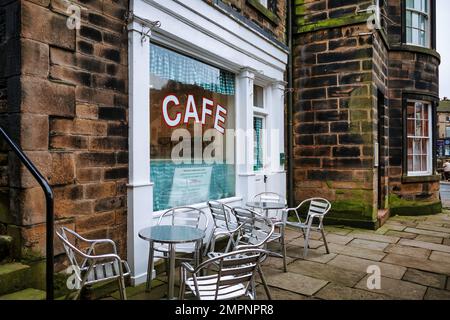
xmin=168 ymin=167 xmax=212 ymax=207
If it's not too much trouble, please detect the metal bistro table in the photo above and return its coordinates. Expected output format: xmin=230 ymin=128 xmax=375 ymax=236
xmin=246 ymin=201 xmax=287 ymax=219
xmin=138 ymin=225 xmax=205 ymax=300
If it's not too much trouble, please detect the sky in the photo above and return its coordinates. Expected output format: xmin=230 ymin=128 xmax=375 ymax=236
xmin=437 ymin=0 xmax=450 ymax=99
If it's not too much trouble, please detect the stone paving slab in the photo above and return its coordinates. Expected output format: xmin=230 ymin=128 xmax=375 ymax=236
xmin=429 ymin=251 xmax=450 ymax=264
xmin=255 ymin=286 xmax=312 ymax=300
xmin=349 ymin=238 xmax=390 ymax=251
xmin=328 ymin=255 xmax=406 ymax=279
xmin=424 ymin=288 xmax=450 ymax=300
xmin=398 ymin=239 xmax=450 ymax=253
xmin=355 ymin=276 xmax=427 ymax=300
xmin=288 ymin=237 xmax=324 ymax=249
xmin=404 ymin=227 xmax=450 ymax=239
xmin=297 ymin=248 xmax=338 ymax=264
xmin=415 ymin=235 xmax=444 ymax=244
xmin=383 ymin=253 xmax=450 ymax=276
xmin=385 ymin=230 xmax=417 ymax=239
xmin=289 ymin=260 xmax=365 ymax=287
xmin=325 ymin=233 xmax=354 ymax=245
xmin=315 ymin=283 xmax=390 ymax=300
xmin=416 ymin=223 xmax=450 ymax=234
xmin=382 ymin=223 xmax=407 ymax=232
xmin=326 ymin=243 xmax=386 ymax=261
xmin=349 ymin=231 xmax=400 ymax=244
xmin=264 ymin=268 xmax=328 ymax=296
xmin=402 ymin=269 xmax=447 ymax=289
xmin=384 ymin=244 xmax=431 ymax=260
xmin=324 ymin=226 xmax=353 ymax=236
xmin=262 ymin=256 xmax=295 ymax=270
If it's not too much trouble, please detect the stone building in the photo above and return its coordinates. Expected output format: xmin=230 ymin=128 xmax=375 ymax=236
xmin=0 ymin=0 xmax=288 ymax=290
xmin=292 ymin=0 xmax=441 ymax=229
xmin=436 ymin=98 xmax=450 ymax=159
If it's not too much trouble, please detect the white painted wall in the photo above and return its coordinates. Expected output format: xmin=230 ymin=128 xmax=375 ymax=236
xmin=128 ymin=0 xmax=288 ymax=285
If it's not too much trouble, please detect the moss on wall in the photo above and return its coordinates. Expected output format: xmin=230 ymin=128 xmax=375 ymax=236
xmin=389 ymin=195 xmax=442 ymax=216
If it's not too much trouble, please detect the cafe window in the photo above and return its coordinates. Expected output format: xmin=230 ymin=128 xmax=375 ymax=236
xmin=407 ymin=101 xmax=432 ymax=176
xmin=149 ymin=44 xmax=236 ymax=211
xmin=405 ymin=0 xmax=430 ymax=47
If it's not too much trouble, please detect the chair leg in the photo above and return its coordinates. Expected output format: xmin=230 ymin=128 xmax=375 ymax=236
xmin=146 ymin=242 xmax=154 ymax=292
xmin=281 ymin=226 xmax=287 ymax=272
xmin=257 ymin=266 xmax=272 ymax=300
xmin=320 ymin=228 xmax=330 ymax=254
xmin=303 ymin=228 xmax=311 ymax=258
xmin=118 ymin=276 xmax=127 ymax=300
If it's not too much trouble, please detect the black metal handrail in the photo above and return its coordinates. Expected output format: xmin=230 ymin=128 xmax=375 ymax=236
xmin=0 ymin=126 xmax=54 ymax=300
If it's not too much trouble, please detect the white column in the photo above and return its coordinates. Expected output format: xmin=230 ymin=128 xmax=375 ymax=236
xmin=235 ymin=69 xmax=255 ymax=204
xmin=127 ymin=20 xmax=153 ymax=286
xmin=270 ymin=81 xmax=286 ymax=173
xmin=267 ymin=81 xmax=286 ymax=198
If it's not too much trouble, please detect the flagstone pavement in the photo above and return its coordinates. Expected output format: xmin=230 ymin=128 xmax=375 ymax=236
xmin=105 ymin=212 xmax=450 ymax=300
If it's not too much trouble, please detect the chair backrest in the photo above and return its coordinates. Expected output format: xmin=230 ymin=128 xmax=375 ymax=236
xmin=305 ymin=198 xmax=331 ymax=224
xmin=231 ymin=207 xmax=274 ymax=249
xmin=191 ymin=248 xmax=268 ymax=300
xmin=56 ymin=227 xmax=84 ymax=281
xmin=158 ymin=206 xmax=209 ymax=231
xmin=208 ymin=201 xmax=234 ymax=230
xmin=253 ymin=192 xmax=285 ymax=204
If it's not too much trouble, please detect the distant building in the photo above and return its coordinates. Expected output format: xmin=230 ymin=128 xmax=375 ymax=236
xmin=437 ymin=98 xmax=450 ymax=158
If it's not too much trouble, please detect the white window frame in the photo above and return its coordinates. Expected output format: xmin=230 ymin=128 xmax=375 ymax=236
xmin=405 ymin=0 xmax=431 ymax=48
xmin=407 ymin=100 xmax=433 ymax=177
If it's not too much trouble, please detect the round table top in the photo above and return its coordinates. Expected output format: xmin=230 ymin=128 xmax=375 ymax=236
xmin=246 ymin=201 xmax=287 ymax=210
xmin=138 ymin=225 xmax=205 ymax=244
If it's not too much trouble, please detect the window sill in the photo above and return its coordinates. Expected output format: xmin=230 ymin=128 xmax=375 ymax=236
xmin=402 ymin=175 xmax=441 ymax=184
xmin=246 ymin=0 xmax=280 ymax=25
xmin=390 ymin=44 xmax=441 ymax=61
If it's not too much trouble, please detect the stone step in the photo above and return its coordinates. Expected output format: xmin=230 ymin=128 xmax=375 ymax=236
xmin=0 ymin=236 xmax=13 ymax=262
xmin=0 ymin=262 xmax=31 ymax=295
xmin=0 ymin=288 xmax=46 ymax=300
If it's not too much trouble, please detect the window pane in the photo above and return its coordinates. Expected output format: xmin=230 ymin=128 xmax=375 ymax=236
xmin=253 ymin=85 xmax=264 ymax=108
xmin=407 ymin=119 xmax=415 ymax=136
xmin=408 ymin=155 xmax=414 ymax=172
xmin=421 ymin=155 xmax=428 ymax=172
xmin=406 ymin=0 xmax=414 ymax=9
xmin=406 ymin=11 xmax=412 ymax=27
xmin=254 ymin=117 xmax=264 ymax=171
xmin=406 ymin=27 xmax=413 ymax=44
xmin=408 ymin=139 xmax=413 ymax=155
xmin=423 ymin=119 xmax=429 ymax=137
xmin=412 ymin=12 xmax=419 ymax=28
xmin=413 ymin=155 xmax=422 ymax=171
xmin=150 ymin=44 xmax=236 ymax=211
xmin=413 ymin=139 xmax=421 ymax=155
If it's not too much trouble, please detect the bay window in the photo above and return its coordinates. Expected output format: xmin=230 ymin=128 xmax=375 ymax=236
xmin=405 ymin=0 xmax=430 ymax=47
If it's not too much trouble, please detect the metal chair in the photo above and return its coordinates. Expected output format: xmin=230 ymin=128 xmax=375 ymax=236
xmin=179 ymin=248 xmax=269 ymax=300
xmin=205 ymin=201 xmax=240 ymax=255
xmin=250 ymin=194 xmax=289 ymax=273
xmin=285 ymin=198 xmax=332 ymax=258
xmin=56 ymin=227 xmax=130 ymax=300
xmin=147 ymin=207 xmax=209 ymax=290
xmin=207 ymin=208 xmax=275 ymax=299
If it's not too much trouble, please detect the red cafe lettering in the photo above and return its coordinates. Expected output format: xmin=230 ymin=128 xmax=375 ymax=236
xmin=162 ymin=94 xmax=227 ymax=134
